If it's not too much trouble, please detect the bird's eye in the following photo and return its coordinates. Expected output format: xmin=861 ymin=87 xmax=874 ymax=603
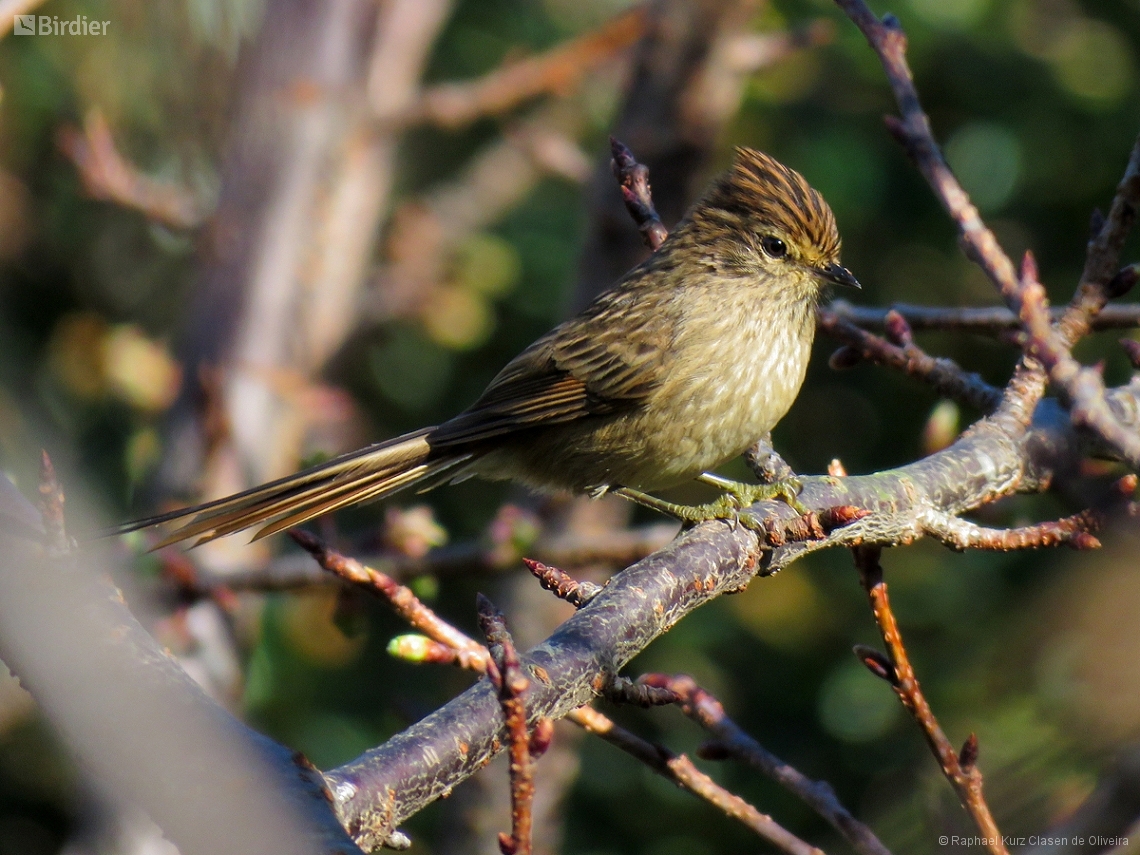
xmin=760 ymin=236 xmax=787 ymax=259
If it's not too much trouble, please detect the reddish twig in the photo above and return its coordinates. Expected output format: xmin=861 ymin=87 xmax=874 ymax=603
xmin=920 ymin=474 xmax=1137 ymax=551
xmin=521 ymin=557 xmax=602 ymax=608
xmin=640 ymin=674 xmax=893 ymax=855
xmin=852 ymin=547 xmax=1007 ymax=855
xmin=476 ymin=595 xmax=539 ymax=855
xmin=57 ymin=109 xmax=206 ymax=229
xmin=610 ymin=137 xmax=668 ymax=251
xmin=818 ymin=307 xmax=1002 ymax=412
xmin=827 ymin=300 xmax=1140 ymax=336
xmin=567 ymin=706 xmax=825 ymax=855
xmin=289 ymin=530 xmax=490 ymax=672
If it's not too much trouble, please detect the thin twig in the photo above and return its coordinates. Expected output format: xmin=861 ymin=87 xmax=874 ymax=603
xmin=920 ymin=474 xmax=1137 ymax=550
xmin=610 ymin=136 xmax=669 ymax=251
xmin=521 ymin=558 xmax=602 ymax=608
xmin=852 ymin=547 xmax=1007 ymax=855
xmin=818 ymin=307 xmax=1002 ymax=412
xmin=1058 ymin=135 xmax=1140 ymax=347
xmin=602 ymin=675 xmax=679 ymax=708
xmin=477 ymin=596 xmax=538 ymax=855
xmin=640 ymin=674 xmax=893 ymax=855
xmin=289 ymin=530 xmax=490 ymax=672
xmin=827 ymin=300 xmax=1140 ymax=335
xmin=567 ymin=706 xmax=825 ymax=855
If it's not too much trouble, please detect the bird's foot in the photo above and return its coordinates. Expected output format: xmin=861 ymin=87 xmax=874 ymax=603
xmin=695 ymin=472 xmax=807 ymax=515
xmin=614 ymin=474 xmax=806 ymax=531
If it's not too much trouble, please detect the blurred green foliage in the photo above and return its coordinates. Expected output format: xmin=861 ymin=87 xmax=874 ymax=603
xmin=1 ymin=0 xmax=1140 ymax=853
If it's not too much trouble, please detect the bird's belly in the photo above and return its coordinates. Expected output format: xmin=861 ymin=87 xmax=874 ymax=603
xmin=478 ymin=332 xmax=811 ymax=494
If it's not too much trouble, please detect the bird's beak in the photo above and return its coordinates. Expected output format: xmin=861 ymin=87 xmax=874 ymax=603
xmin=817 ymin=262 xmax=861 ymax=289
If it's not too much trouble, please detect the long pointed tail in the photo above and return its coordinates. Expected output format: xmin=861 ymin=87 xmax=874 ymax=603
xmin=114 ymin=428 xmax=473 ymax=548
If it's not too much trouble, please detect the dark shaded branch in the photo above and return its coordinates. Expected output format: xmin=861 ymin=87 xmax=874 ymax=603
xmin=818 ymin=308 xmax=1002 ymax=412
xmin=827 ymin=301 xmax=1140 ymax=335
xmin=641 ymin=674 xmax=893 ymax=855
xmin=567 ymin=706 xmax=825 ymax=855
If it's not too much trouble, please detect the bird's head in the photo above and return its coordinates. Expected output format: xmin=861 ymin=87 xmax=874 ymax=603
xmin=687 ymin=147 xmax=860 ymax=296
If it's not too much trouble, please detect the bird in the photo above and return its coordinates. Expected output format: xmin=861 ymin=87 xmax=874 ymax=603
xmin=116 ymin=147 xmax=860 ymax=549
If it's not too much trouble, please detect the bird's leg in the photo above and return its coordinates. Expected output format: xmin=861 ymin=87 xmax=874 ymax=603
xmin=695 ymin=472 xmax=806 ymax=515
xmin=614 ymin=472 xmax=806 ymax=530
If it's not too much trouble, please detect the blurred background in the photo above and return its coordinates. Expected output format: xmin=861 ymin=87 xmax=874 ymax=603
xmin=1 ymin=0 xmax=1140 ymax=853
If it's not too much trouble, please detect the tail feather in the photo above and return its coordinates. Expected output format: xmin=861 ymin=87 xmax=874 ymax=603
xmin=116 ymin=427 xmax=474 ymax=548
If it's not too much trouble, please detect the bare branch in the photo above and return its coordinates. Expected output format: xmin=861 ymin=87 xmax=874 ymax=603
xmin=641 ymin=674 xmax=893 ymax=855
xmin=289 ymin=530 xmax=490 ymax=672
xmin=567 ymin=706 xmax=826 ymax=855
xmin=610 ymin=136 xmax=668 ymax=251
xmin=832 ymin=0 xmax=1140 ymax=466
xmin=919 ymin=475 xmax=1137 ymax=551
xmin=522 ymin=558 xmax=602 ymax=608
xmin=828 ymin=300 xmax=1140 ymax=336
xmin=852 ymin=547 xmax=1007 ymax=855
xmin=818 ymin=307 xmax=1002 ymax=412
xmin=477 ymin=596 xmax=538 ymax=855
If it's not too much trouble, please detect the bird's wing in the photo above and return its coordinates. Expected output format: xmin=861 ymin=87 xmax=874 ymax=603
xmin=429 ymin=287 xmax=674 ymax=448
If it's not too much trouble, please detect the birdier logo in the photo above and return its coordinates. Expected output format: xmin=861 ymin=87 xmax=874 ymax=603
xmin=12 ymin=15 xmax=110 ymax=35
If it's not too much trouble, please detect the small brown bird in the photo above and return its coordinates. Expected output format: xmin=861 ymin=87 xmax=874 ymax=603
xmin=119 ymin=148 xmax=859 ymax=548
